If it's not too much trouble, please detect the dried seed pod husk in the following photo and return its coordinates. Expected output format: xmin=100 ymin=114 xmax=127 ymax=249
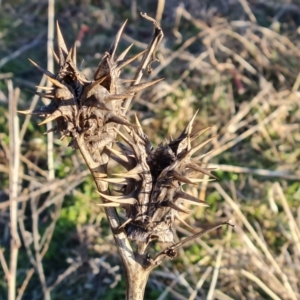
xmin=25 ymin=22 xmax=160 ymax=152
xmin=106 ymin=114 xmax=215 ymax=244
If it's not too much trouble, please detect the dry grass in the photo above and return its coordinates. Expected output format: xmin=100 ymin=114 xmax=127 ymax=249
xmin=0 ymin=0 xmax=300 ymax=299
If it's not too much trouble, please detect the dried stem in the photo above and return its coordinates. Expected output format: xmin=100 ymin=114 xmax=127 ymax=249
xmin=31 ymin=194 xmax=50 ymax=300
xmin=46 ymin=0 xmax=55 ymax=181
xmin=0 ymin=248 xmax=10 ymax=283
xmin=73 ymin=15 xmax=164 ymax=299
xmin=8 ymin=80 xmax=21 ymax=300
xmin=122 ymin=13 xmax=163 ymax=113
xmin=19 ymin=75 xmax=47 ymax=142
xmin=76 ymin=141 xmax=155 ymax=300
xmin=152 ymin=222 xmax=232 ymax=264
xmin=16 ymin=268 xmax=35 ymax=300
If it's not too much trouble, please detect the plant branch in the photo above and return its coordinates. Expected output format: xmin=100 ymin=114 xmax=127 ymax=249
xmin=74 ymin=15 xmax=164 ymax=299
xmin=151 ymin=221 xmax=233 ymax=266
xmin=8 ymin=80 xmax=21 ymax=300
xmin=46 ymin=0 xmax=55 ymax=181
xmin=0 ymin=248 xmax=10 ymax=281
xmin=122 ymin=13 xmax=164 ymax=113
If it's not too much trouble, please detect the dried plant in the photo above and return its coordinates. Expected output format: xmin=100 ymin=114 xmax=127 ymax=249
xmin=19 ymin=14 xmax=231 ymax=299
xmin=103 ymin=116 xmax=218 ymax=245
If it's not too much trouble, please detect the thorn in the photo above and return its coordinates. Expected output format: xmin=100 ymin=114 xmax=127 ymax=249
xmin=57 ymin=47 xmax=66 ymax=67
xmin=194 ymin=149 xmax=215 ymax=160
xmin=56 ymin=21 xmax=68 ymax=53
xmin=114 ymin=174 xmax=141 ymax=181
xmin=187 ymin=136 xmax=218 ymax=157
xmin=91 ymin=172 xmax=107 ymax=178
xmin=56 ymin=20 xmax=68 ymax=67
xmin=72 ymin=43 xmax=77 ymax=67
xmin=187 ymin=111 xmax=199 ymax=151
xmin=97 ymin=191 xmax=137 ymax=205
xmin=46 ymin=75 xmax=66 ymax=89
xmin=80 ymin=59 xmax=85 ymax=70
xmin=169 ymin=170 xmax=195 ymax=185
xmin=100 ymin=177 xmax=127 ymax=184
xmin=93 ymin=54 xmax=110 ymax=81
xmin=96 ymin=202 xmax=120 ymax=207
xmin=38 ymin=110 xmax=62 ymax=125
xmin=112 ymin=166 xmax=142 ymax=180
xmin=28 ymin=59 xmax=56 ymax=78
xmin=116 ymin=43 xmax=133 ymax=61
xmin=32 ymin=106 xmax=56 ymax=115
xmin=186 ymin=110 xmax=199 ymax=133
xmin=184 ymin=178 xmax=214 ymax=184
xmin=134 ymin=113 xmax=142 ymax=129
xmin=106 ymin=145 xmax=136 ymax=169
xmin=166 ymin=201 xmax=191 ymax=214
xmin=106 ymin=114 xmax=133 ymax=127
xmin=113 ymin=127 xmax=131 ymax=143
xmin=65 ymin=47 xmax=73 ymax=63
xmin=133 ymin=113 xmax=145 ymax=137
xmin=103 ymin=93 xmax=132 ymax=101
xmin=170 ymin=122 xmax=210 ymax=154
xmin=18 ymin=109 xmax=33 ymax=115
xmin=108 ymin=19 xmax=128 ymax=59
xmin=105 ymin=145 xmax=126 ymax=158
xmin=187 ymin=130 xmax=191 ymax=152
xmin=176 ymin=190 xmax=209 ymax=207
xmin=127 ymin=78 xmax=164 ymax=93
xmin=35 ymin=92 xmax=54 ymax=99
xmin=119 ymin=79 xmax=136 ymax=83
xmin=186 ymin=163 xmax=218 ymax=180
xmin=175 ymin=214 xmax=195 ymax=231
xmin=43 ymin=126 xmax=57 ymax=134
xmin=35 ymin=86 xmax=54 ymax=90
xmin=116 ymin=49 xmax=147 ymax=71
xmin=191 ymin=126 xmax=211 ymax=141
xmin=117 ymin=218 xmax=133 ymax=230
xmin=84 ymin=77 xmax=107 ymax=96
xmin=51 ymin=47 xmax=59 ymax=64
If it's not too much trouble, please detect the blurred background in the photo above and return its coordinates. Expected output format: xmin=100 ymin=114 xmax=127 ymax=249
xmin=0 ymin=0 xmax=300 ymax=299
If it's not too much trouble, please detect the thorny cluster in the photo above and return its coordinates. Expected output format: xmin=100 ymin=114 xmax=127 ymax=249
xmin=103 ymin=116 xmax=217 ymax=247
xmin=20 ymin=18 xmax=230 ymax=260
xmin=21 ymin=21 xmax=161 ymax=153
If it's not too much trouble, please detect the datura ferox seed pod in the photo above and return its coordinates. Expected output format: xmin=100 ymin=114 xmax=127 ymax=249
xmin=21 ymin=19 xmax=230 ymax=253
